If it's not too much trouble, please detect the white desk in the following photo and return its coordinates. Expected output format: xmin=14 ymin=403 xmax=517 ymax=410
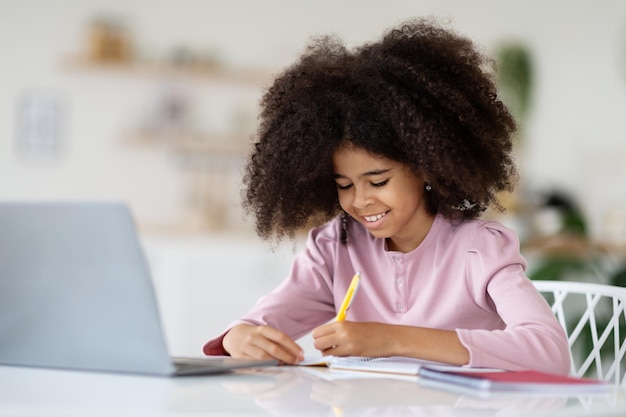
xmin=1 ymin=365 xmax=625 ymax=417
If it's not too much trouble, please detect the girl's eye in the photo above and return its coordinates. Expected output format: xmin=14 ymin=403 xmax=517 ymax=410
xmin=372 ymin=179 xmax=389 ymax=187
xmin=336 ymin=183 xmax=353 ymax=190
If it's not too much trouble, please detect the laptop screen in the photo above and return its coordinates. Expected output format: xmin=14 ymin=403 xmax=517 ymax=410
xmin=0 ymin=202 xmax=174 ymax=375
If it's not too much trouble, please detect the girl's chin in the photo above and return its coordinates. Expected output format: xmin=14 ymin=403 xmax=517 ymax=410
xmin=364 ymin=227 xmax=391 ymax=240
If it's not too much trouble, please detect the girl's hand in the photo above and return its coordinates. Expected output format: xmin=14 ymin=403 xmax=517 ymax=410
xmin=222 ymin=324 xmax=304 ymax=364
xmin=311 ymin=321 xmax=395 ymax=357
xmin=311 ymin=321 xmax=470 ymax=365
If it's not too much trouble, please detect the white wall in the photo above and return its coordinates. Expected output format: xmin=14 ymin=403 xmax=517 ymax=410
xmin=2 ymin=0 xmax=626 ymax=239
xmin=143 ymin=234 xmax=306 ymax=356
xmin=2 ymin=0 xmax=626 ymax=354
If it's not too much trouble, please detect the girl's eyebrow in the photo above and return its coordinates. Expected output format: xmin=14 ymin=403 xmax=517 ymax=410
xmin=333 ymin=168 xmax=392 ymax=179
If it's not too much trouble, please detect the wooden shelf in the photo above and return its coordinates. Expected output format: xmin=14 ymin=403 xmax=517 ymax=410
xmin=62 ymin=56 xmax=272 ymax=87
xmin=523 ymin=233 xmax=626 ymax=258
xmin=522 ymin=234 xmax=592 ymax=257
xmin=122 ymin=130 xmax=252 ymax=155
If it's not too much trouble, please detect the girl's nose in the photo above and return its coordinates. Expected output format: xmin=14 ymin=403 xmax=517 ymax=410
xmin=352 ymin=187 xmax=373 ymax=209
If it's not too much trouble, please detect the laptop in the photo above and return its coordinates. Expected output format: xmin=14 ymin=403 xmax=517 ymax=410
xmin=0 ymin=201 xmax=277 ymax=376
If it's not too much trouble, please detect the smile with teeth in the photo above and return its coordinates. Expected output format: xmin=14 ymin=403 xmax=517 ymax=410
xmin=363 ymin=211 xmax=388 ymax=222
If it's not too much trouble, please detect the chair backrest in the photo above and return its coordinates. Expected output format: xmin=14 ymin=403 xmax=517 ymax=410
xmin=533 ymin=280 xmax=626 ymax=386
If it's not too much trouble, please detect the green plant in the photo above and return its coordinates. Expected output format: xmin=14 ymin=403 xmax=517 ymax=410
xmin=495 ymin=42 xmax=533 ymax=131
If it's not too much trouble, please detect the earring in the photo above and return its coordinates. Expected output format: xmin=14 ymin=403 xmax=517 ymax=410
xmin=425 ymin=184 xmax=432 ymax=192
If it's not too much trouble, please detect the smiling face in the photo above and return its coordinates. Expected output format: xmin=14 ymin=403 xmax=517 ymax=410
xmin=332 ymin=143 xmax=435 ymax=253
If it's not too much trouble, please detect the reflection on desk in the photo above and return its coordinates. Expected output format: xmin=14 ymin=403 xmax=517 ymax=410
xmin=1 ymin=365 xmax=625 ymax=417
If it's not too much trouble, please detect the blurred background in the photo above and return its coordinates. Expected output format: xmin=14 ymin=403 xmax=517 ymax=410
xmin=2 ymin=0 xmax=626 ymax=356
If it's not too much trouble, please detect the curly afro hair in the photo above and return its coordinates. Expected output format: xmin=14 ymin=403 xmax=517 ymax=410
xmin=242 ymin=17 xmax=518 ymax=242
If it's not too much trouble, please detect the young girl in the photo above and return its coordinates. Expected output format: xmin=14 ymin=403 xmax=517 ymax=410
xmin=203 ymin=18 xmax=570 ymax=375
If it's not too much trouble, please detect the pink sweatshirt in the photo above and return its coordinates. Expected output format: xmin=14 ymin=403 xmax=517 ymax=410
xmin=203 ymin=215 xmax=570 ymax=375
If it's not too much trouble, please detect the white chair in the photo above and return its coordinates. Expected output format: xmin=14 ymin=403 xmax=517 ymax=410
xmin=533 ymin=280 xmax=626 ymax=386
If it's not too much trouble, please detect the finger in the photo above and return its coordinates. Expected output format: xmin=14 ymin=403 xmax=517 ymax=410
xmin=255 ymin=327 xmax=304 ymax=364
xmin=313 ymin=332 xmax=341 ymax=353
xmin=321 ymin=346 xmax=338 ymax=356
xmin=311 ymin=321 xmax=338 ymax=339
xmin=259 ymin=326 xmax=304 ymax=357
xmin=237 ymin=336 xmax=300 ymax=364
xmin=240 ymin=343 xmax=285 ymax=362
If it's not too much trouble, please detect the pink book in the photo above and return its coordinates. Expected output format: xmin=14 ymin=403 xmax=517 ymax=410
xmin=418 ymin=368 xmax=609 ymax=394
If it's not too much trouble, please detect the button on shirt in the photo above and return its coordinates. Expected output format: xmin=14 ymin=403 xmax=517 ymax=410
xmin=391 ymin=255 xmax=406 ymax=313
xmin=203 ymin=215 xmax=570 ymax=375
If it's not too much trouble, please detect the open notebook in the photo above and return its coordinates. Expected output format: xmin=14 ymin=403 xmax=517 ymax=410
xmin=299 ymin=355 xmax=476 ymax=375
xmin=0 ymin=201 xmax=277 ymax=376
xmin=299 ymin=356 xmax=608 ymax=394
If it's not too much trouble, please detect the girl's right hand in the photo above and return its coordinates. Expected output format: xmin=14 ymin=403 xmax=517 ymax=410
xmin=222 ymin=323 xmax=304 ymax=365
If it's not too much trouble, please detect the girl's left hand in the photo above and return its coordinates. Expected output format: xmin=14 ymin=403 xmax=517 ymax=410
xmin=311 ymin=321 xmax=396 ymax=357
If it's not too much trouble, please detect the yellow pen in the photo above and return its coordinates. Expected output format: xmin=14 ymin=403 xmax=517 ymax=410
xmin=335 ymin=271 xmax=361 ymax=321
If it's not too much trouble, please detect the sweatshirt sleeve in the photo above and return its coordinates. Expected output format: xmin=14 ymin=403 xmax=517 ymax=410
xmin=203 ymin=221 xmax=340 ymax=356
xmin=456 ymin=222 xmax=571 ymax=375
